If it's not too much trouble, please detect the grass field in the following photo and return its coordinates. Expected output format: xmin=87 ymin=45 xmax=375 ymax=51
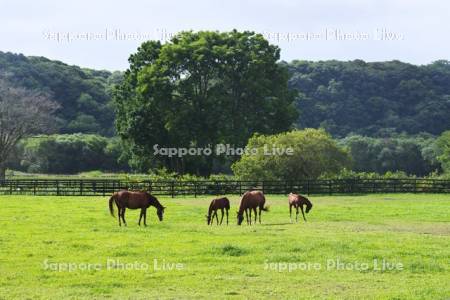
xmin=0 ymin=194 xmax=449 ymax=299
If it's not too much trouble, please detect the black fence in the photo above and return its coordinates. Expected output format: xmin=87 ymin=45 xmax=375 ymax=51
xmin=0 ymin=178 xmax=449 ymax=197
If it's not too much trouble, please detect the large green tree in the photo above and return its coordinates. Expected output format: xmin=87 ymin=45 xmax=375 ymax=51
xmin=114 ymin=30 xmax=297 ymax=175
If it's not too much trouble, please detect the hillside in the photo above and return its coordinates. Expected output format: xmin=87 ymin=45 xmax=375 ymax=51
xmin=1 ymin=51 xmax=450 ymax=138
xmin=0 ymin=51 xmax=122 ymax=136
xmin=286 ymin=60 xmax=450 ymax=137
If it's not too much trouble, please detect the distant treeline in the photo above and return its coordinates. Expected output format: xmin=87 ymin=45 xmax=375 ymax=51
xmin=7 ymin=134 xmax=128 ymax=174
xmin=6 ymin=131 xmax=449 ymax=178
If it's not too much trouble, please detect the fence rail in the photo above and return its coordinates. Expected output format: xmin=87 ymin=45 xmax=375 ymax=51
xmin=0 ymin=178 xmax=449 ymax=196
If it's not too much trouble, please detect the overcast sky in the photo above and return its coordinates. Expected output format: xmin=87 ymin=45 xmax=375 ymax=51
xmin=1 ymin=0 xmax=449 ymax=71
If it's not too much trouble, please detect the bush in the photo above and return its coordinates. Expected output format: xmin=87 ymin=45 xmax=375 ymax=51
xmin=436 ymin=130 xmax=450 ymax=174
xmin=232 ymin=129 xmax=351 ymax=181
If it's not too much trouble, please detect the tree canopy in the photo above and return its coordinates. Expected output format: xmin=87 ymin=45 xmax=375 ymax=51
xmin=0 ymin=77 xmax=58 ymax=178
xmin=114 ymin=30 xmax=298 ymax=175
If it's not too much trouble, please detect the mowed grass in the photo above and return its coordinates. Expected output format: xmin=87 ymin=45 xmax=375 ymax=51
xmin=0 ymin=194 xmax=449 ymax=299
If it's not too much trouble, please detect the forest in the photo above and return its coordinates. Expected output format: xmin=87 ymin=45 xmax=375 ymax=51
xmin=1 ymin=32 xmax=449 ymax=179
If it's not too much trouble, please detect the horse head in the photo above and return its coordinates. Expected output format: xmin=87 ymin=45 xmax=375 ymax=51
xmin=236 ymin=211 xmax=244 ymax=225
xmin=157 ymin=206 xmax=165 ymax=221
xmin=148 ymin=193 xmax=165 ymax=221
xmin=305 ymin=198 xmax=313 ymax=213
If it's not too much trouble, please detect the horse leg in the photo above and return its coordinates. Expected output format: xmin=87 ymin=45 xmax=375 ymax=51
xmin=215 ymin=210 xmax=219 ymax=225
xmin=138 ymin=209 xmax=144 ymax=226
xmin=121 ymin=208 xmax=127 ymax=226
xmin=219 ymin=208 xmax=224 ymax=225
xmin=259 ymin=207 xmax=262 ymax=224
xmin=249 ymin=209 xmax=252 ymax=225
xmin=226 ymin=209 xmax=229 ymax=225
xmin=209 ymin=211 xmax=214 ymax=226
xmin=296 ymin=206 xmax=299 ymax=223
xmin=290 ymin=204 xmax=293 ymax=223
xmin=300 ymin=206 xmax=307 ymax=222
xmin=118 ymin=206 xmax=122 ymax=226
xmin=245 ymin=209 xmax=249 ymax=225
xmin=253 ymin=207 xmax=257 ymax=224
xmin=143 ymin=208 xmax=148 ymax=226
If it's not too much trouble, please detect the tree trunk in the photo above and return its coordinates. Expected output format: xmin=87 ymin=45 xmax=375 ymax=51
xmin=0 ymin=163 xmax=5 ymax=180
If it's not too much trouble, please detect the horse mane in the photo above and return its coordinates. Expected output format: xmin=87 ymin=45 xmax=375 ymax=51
xmin=147 ymin=193 xmax=163 ymax=209
xmin=300 ymin=194 xmax=312 ymax=209
xmin=208 ymin=200 xmax=215 ymax=215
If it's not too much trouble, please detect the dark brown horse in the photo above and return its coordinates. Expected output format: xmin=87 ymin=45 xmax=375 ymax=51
xmin=237 ymin=190 xmax=269 ymax=225
xmin=206 ymin=197 xmax=230 ymax=225
xmin=109 ymin=190 xmax=165 ymax=226
xmin=288 ymin=193 xmax=313 ymax=222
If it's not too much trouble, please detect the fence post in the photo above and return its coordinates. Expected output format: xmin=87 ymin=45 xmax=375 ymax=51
xmin=171 ymin=181 xmax=175 ymax=198
xmin=328 ymin=180 xmax=332 ymax=195
xmin=33 ymin=180 xmax=36 ymax=195
xmin=306 ymin=180 xmax=310 ymax=195
xmin=80 ymin=181 xmax=83 ymax=196
xmin=194 ymin=182 xmax=197 ymax=198
xmin=56 ymin=180 xmax=60 ymax=196
xmin=262 ymin=181 xmax=265 ymax=194
xmin=239 ymin=181 xmax=242 ymax=195
xmin=9 ymin=180 xmax=12 ymax=195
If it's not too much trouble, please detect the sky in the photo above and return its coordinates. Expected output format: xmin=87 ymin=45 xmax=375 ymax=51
xmin=1 ymin=0 xmax=449 ymax=71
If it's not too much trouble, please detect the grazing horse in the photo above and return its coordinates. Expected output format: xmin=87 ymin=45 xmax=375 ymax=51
xmin=206 ymin=197 xmax=230 ymax=225
xmin=109 ymin=190 xmax=165 ymax=226
xmin=237 ymin=190 xmax=269 ymax=225
xmin=288 ymin=193 xmax=313 ymax=222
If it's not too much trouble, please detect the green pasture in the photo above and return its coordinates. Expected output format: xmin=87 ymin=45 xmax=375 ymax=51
xmin=0 ymin=194 xmax=449 ymax=299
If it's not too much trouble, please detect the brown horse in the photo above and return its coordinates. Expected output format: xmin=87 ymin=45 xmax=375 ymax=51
xmin=288 ymin=193 xmax=313 ymax=222
xmin=237 ymin=190 xmax=269 ymax=225
xmin=206 ymin=197 xmax=230 ymax=225
xmin=109 ymin=190 xmax=165 ymax=226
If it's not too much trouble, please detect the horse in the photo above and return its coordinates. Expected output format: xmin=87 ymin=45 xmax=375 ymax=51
xmin=206 ymin=197 xmax=230 ymax=225
xmin=288 ymin=193 xmax=313 ymax=222
xmin=109 ymin=190 xmax=166 ymax=226
xmin=237 ymin=190 xmax=269 ymax=225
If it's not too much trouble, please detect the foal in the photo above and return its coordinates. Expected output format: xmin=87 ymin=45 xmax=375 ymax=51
xmin=237 ymin=190 xmax=269 ymax=225
xmin=109 ymin=190 xmax=165 ymax=226
xmin=206 ymin=197 xmax=230 ymax=225
xmin=288 ymin=193 xmax=313 ymax=222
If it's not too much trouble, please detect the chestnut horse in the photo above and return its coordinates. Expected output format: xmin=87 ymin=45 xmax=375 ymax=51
xmin=109 ymin=190 xmax=165 ymax=226
xmin=206 ymin=197 xmax=230 ymax=225
xmin=288 ymin=193 xmax=313 ymax=222
xmin=237 ymin=190 xmax=269 ymax=225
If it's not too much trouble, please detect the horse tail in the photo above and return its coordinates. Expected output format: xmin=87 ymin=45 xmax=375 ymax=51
xmin=109 ymin=194 xmax=116 ymax=217
xmin=261 ymin=193 xmax=269 ymax=212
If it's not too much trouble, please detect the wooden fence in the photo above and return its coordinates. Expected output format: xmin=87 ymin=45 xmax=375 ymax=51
xmin=0 ymin=178 xmax=449 ymax=196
